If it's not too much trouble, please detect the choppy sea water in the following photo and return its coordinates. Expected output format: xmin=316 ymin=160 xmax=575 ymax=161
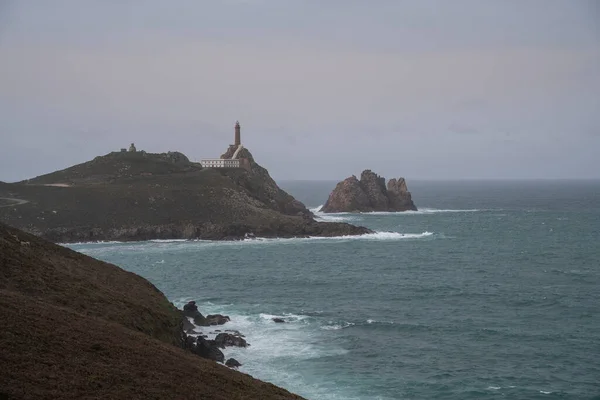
xmin=68 ymin=180 xmax=600 ymax=400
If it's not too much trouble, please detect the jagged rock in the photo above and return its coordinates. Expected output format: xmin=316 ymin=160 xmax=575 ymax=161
xmin=322 ymin=170 xmax=417 ymax=213
xmin=192 ymin=337 xmax=225 ymax=363
xmin=225 ymin=358 xmax=242 ymax=368
xmin=214 ymin=333 xmax=248 ymax=348
xmin=360 ymin=170 xmax=389 ymax=210
xmin=194 ymin=313 xmax=230 ymax=326
xmin=272 ymin=318 xmax=286 ymax=323
xmin=387 ymin=178 xmax=415 ymax=211
xmin=182 ymin=317 xmax=195 ymax=333
xmin=183 ymin=301 xmax=203 ymax=317
xmin=183 ymin=301 xmax=231 ymax=326
xmin=184 ymin=335 xmax=196 ymax=350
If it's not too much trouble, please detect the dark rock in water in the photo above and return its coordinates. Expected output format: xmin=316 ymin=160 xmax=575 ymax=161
xmin=183 ymin=301 xmax=199 ymax=315
xmin=184 ymin=335 xmax=196 ymax=350
xmin=225 ymin=329 xmax=245 ymax=337
xmin=185 ymin=300 xmax=227 ymax=328
xmin=272 ymin=318 xmax=286 ymax=323
xmin=321 ymin=170 xmax=417 ymax=213
xmin=183 ymin=301 xmax=205 ymax=320
xmin=192 ymin=337 xmax=225 ymax=363
xmin=214 ymin=333 xmax=248 ymax=348
xmin=182 ymin=316 xmax=196 ymax=333
xmin=225 ymin=358 xmax=242 ymax=368
xmin=194 ymin=314 xmax=231 ymax=326
xmin=387 ymin=177 xmax=416 ymax=211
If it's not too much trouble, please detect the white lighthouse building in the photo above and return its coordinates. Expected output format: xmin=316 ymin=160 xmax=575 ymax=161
xmin=200 ymin=121 xmax=244 ymax=168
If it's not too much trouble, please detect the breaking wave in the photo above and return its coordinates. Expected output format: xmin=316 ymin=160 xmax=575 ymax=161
xmin=172 ymin=300 xmax=353 ymax=399
xmin=311 ymin=205 xmax=481 ymax=218
xmin=70 ymin=231 xmax=434 ymax=254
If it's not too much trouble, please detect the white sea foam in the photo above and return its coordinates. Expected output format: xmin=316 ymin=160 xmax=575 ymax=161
xmin=149 ymin=239 xmax=189 ymax=243
xmin=366 ymin=319 xmax=395 ymax=325
xmin=259 ymin=313 xmax=310 ymax=322
xmin=62 ymin=240 xmax=123 ymax=246
xmin=349 ymin=207 xmax=481 ymax=215
xmin=315 ymin=214 xmax=357 ymax=222
xmin=321 ymin=321 xmax=355 ymax=330
xmin=311 ymin=205 xmax=357 ymax=222
xmin=311 ymin=205 xmax=481 ymax=220
xmin=71 ymin=231 xmax=435 ymax=256
xmin=239 ymin=231 xmax=434 ymax=243
xmin=69 ymin=230 xmax=435 ymax=259
xmin=311 ymin=205 xmax=324 ymax=213
xmin=199 ymin=231 xmax=434 ymax=245
xmin=487 ymin=386 xmax=502 ymax=390
xmin=183 ymin=302 xmax=349 ymax=375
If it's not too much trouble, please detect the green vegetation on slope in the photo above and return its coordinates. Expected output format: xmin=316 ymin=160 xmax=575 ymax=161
xmin=0 ymin=149 xmax=370 ymax=242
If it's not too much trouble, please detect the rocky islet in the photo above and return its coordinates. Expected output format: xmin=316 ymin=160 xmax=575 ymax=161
xmin=321 ymin=169 xmax=417 ymax=213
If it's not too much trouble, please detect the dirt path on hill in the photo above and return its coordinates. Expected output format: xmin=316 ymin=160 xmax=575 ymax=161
xmin=0 ymin=197 xmax=30 ymax=208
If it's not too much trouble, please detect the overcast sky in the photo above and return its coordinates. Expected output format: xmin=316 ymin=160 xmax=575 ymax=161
xmin=1 ymin=0 xmax=599 ymax=181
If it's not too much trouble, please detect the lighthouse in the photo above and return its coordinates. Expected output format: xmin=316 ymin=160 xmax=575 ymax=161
xmin=234 ymin=121 xmax=241 ymax=147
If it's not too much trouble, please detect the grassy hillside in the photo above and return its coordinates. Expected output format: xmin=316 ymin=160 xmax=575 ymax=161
xmin=0 ymin=149 xmax=370 ymax=242
xmin=0 ymin=223 xmax=304 ymax=400
xmin=24 ymin=151 xmax=200 ymax=186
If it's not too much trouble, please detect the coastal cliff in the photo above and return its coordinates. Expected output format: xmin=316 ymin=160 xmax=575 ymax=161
xmin=321 ymin=170 xmax=417 ymax=213
xmin=0 ymin=149 xmax=371 ymax=242
xmin=0 ymin=222 xmax=304 ymax=399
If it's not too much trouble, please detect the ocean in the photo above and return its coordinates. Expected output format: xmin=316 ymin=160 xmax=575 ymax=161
xmin=68 ymin=180 xmax=600 ymax=400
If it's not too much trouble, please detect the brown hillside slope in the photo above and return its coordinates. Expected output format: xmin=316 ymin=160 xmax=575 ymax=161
xmin=0 ymin=223 xmax=304 ymax=400
xmin=0 ymin=223 xmax=185 ymax=347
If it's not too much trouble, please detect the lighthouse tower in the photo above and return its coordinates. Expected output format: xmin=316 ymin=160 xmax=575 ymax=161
xmin=234 ymin=121 xmax=241 ymax=147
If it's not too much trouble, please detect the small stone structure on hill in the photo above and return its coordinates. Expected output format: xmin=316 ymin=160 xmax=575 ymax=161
xmin=128 ymin=143 xmax=137 ymax=153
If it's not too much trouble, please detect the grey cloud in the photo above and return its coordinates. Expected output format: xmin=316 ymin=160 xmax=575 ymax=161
xmin=0 ymin=1 xmax=599 ymax=181
xmin=448 ymin=123 xmax=480 ymax=136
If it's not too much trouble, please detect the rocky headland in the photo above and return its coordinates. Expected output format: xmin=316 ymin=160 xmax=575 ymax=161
xmin=0 ymin=148 xmax=371 ymax=243
xmin=0 ymin=222 xmax=303 ymax=399
xmin=321 ymin=170 xmax=417 ymax=213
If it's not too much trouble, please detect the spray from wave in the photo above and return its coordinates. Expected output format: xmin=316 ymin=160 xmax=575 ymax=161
xmin=172 ymin=299 xmax=355 ymax=400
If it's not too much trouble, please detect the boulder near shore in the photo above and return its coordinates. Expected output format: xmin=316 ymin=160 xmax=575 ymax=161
xmin=321 ymin=170 xmax=417 ymax=213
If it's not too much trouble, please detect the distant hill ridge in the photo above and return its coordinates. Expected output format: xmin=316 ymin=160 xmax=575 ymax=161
xmin=0 ymin=147 xmax=371 ymax=242
xmin=25 ymin=150 xmax=200 ymax=186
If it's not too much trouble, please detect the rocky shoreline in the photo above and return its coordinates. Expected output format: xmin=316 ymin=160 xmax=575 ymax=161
xmin=179 ymin=300 xmax=290 ymax=370
xmin=1 ymin=222 xmax=304 ymax=399
xmin=180 ymin=301 xmax=247 ymax=368
xmin=40 ymin=219 xmax=372 ymax=244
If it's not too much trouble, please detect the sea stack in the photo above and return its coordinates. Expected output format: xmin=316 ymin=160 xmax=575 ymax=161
xmin=321 ymin=170 xmax=417 ymax=213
